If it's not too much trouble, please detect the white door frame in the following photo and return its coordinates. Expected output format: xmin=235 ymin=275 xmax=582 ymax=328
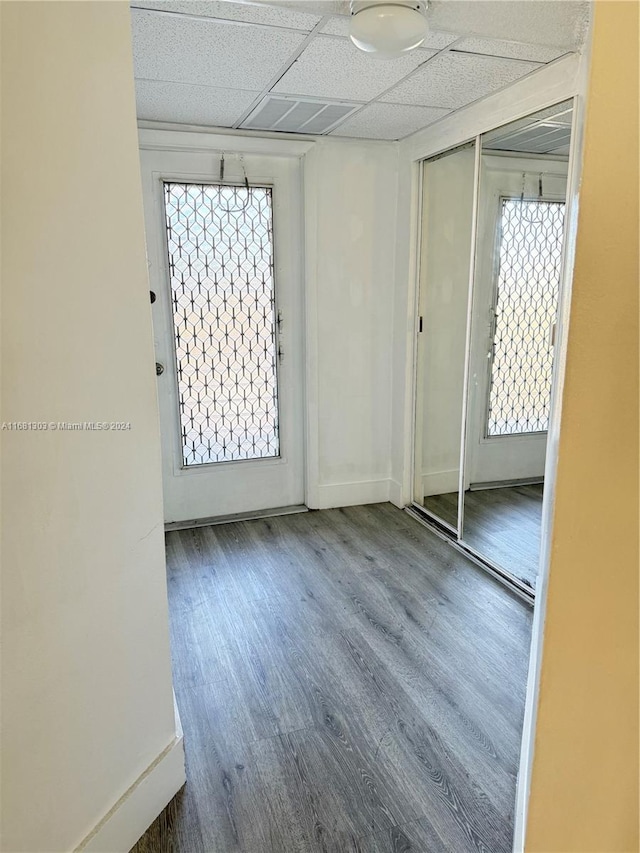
xmin=393 ymin=51 xmax=591 ymax=853
xmin=138 ymin=127 xmax=316 ymax=517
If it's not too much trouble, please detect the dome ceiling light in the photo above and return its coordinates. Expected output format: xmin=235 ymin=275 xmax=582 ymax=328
xmin=349 ymin=1 xmax=429 ymax=60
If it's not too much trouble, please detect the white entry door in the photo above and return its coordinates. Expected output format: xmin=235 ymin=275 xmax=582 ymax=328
xmin=465 ymin=157 xmax=567 ymax=486
xmin=140 ymin=147 xmax=305 ymax=524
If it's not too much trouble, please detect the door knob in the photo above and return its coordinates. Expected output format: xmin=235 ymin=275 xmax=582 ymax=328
xmin=156 ymin=362 xmax=164 ymax=376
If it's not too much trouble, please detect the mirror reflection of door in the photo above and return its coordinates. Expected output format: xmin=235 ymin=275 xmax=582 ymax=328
xmin=412 ymin=142 xmax=477 ymax=533
xmin=461 ymin=101 xmax=573 ymax=591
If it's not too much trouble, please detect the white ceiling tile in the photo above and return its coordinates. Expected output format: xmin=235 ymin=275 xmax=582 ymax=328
xmin=421 ymin=29 xmax=461 ymax=50
xmin=427 ymin=0 xmax=589 ymax=49
xmin=272 ymin=36 xmax=436 ymax=101
xmin=320 ymin=15 xmax=459 ymax=50
xmin=320 ymin=15 xmax=351 ymax=36
xmin=380 ymin=52 xmax=541 ymax=109
xmin=262 ymin=0 xmax=349 ymax=14
xmin=251 ymin=0 xmax=349 ymax=15
xmin=453 ymin=37 xmax=569 ymax=63
xmin=131 ymin=0 xmax=322 ymax=31
xmin=131 ymin=8 xmax=308 ymax=89
xmin=135 ymin=79 xmax=260 ymax=125
xmin=330 ymin=102 xmax=450 ymax=140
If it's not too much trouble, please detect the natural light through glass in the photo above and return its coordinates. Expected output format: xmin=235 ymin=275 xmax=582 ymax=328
xmin=163 ymin=182 xmax=280 ymax=466
xmin=487 ymin=198 xmax=565 ymax=436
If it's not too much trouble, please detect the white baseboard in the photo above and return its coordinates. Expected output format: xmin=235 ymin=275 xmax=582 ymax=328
xmin=422 ymin=469 xmax=459 ymax=497
xmin=316 ymin=478 xmax=390 ymax=509
xmin=388 ymin=478 xmax=405 ymax=508
xmin=75 ymin=732 xmax=185 ymax=853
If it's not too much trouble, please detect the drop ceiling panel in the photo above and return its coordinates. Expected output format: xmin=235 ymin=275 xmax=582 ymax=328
xmin=272 ymin=35 xmax=435 ymax=102
xmin=483 ymin=101 xmax=574 ymax=154
xmin=130 ymin=0 xmax=587 ymax=140
xmin=418 ymin=30 xmax=461 ymax=51
xmin=452 ymin=36 xmax=568 ymax=64
xmin=131 ymin=8 xmax=308 ymax=90
xmin=135 ymin=79 xmax=260 ymax=125
xmin=483 ymin=101 xmax=573 ymax=147
xmin=486 ymin=125 xmax=572 ymax=154
xmin=255 ymin=0 xmax=349 ymax=15
xmin=321 ymin=15 xmax=356 ymax=38
xmin=380 ymin=52 xmax=542 ymax=109
xmin=318 ymin=15 xmax=352 ymax=37
xmin=330 ymin=103 xmax=451 ymax=140
xmin=132 ymin=0 xmax=322 ymax=31
xmin=427 ymin=0 xmax=589 ymax=49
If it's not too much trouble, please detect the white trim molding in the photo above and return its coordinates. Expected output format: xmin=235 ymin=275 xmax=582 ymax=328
xmin=511 ymin=43 xmax=593 ymax=853
xmin=316 ymin=478 xmax=391 ymax=509
xmin=388 ymin=478 xmax=405 ymax=509
xmin=75 ymin=728 xmax=185 ymax=853
xmin=137 ymin=125 xmax=316 ymax=157
xmin=421 ymin=469 xmax=459 ymax=498
xmin=302 ymin=143 xmax=321 ymax=511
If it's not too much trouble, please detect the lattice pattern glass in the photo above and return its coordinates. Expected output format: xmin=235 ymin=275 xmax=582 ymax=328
xmin=163 ymin=182 xmax=279 ymax=466
xmin=487 ymin=198 xmax=565 ymax=436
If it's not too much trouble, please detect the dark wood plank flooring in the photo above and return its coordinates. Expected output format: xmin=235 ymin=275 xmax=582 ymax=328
xmin=131 ymin=503 xmax=532 ymax=853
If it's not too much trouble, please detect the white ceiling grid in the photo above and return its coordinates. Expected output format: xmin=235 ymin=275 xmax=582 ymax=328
xmin=378 ymin=52 xmax=543 ymax=109
xmin=131 ymin=0 xmax=589 ymax=141
xmin=271 ymin=36 xmax=435 ymax=101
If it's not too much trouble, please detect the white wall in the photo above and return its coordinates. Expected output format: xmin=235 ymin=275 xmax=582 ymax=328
xmin=305 ymin=138 xmax=399 ymax=509
xmin=0 ymin=3 xmax=183 ymax=851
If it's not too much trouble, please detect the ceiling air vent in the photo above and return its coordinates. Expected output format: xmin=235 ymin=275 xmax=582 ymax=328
xmin=239 ymin=95 xmax=360 ymax=135
xmin=483 ymin=104 xmax=574 ymax=156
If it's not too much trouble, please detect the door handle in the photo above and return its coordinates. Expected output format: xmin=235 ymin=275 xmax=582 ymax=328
xmin=156 ymin=362 xmax=164 ymax=376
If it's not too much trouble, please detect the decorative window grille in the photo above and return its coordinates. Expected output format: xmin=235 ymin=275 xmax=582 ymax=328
xmin=163 ymin=182 xmax=280 ymax=466
xmin=486 ymin=198 xmax=565 ymax=437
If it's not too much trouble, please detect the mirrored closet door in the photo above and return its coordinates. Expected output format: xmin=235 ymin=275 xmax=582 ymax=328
xmin=412 ymin=141 xmax=477 ymax=535
xmin=412 ymin=100 xmax=575 ymax=597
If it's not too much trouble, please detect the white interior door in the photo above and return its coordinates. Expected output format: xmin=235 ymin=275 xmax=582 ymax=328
xmin=465 ymin=156 xmax=567 ymax=486
xmin=140 ymin=147 xmax=305 ymax=523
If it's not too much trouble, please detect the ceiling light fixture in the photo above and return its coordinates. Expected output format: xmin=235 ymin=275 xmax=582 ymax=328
xmin=349 ymin=1 xmax=428 ymax=60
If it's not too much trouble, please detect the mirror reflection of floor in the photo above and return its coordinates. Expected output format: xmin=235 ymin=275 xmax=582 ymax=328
xmin=423 ymin=484 xmax=543 ymax=589
xmin=463 ymin=484 xmax=543 ymax=589
xmin=423 ymin=491 xmax=458 ymax=529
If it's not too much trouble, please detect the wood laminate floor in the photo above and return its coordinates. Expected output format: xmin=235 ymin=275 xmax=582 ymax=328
xmin=463 ymin=485 xmax=543 ymax=590
xmin=422 ymin=493 xmax=458 ymax=530
xmin=131 ymin=503 xmax=532 ymax=853
xmin=421 ymin=485 xmax=543 ymax=590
